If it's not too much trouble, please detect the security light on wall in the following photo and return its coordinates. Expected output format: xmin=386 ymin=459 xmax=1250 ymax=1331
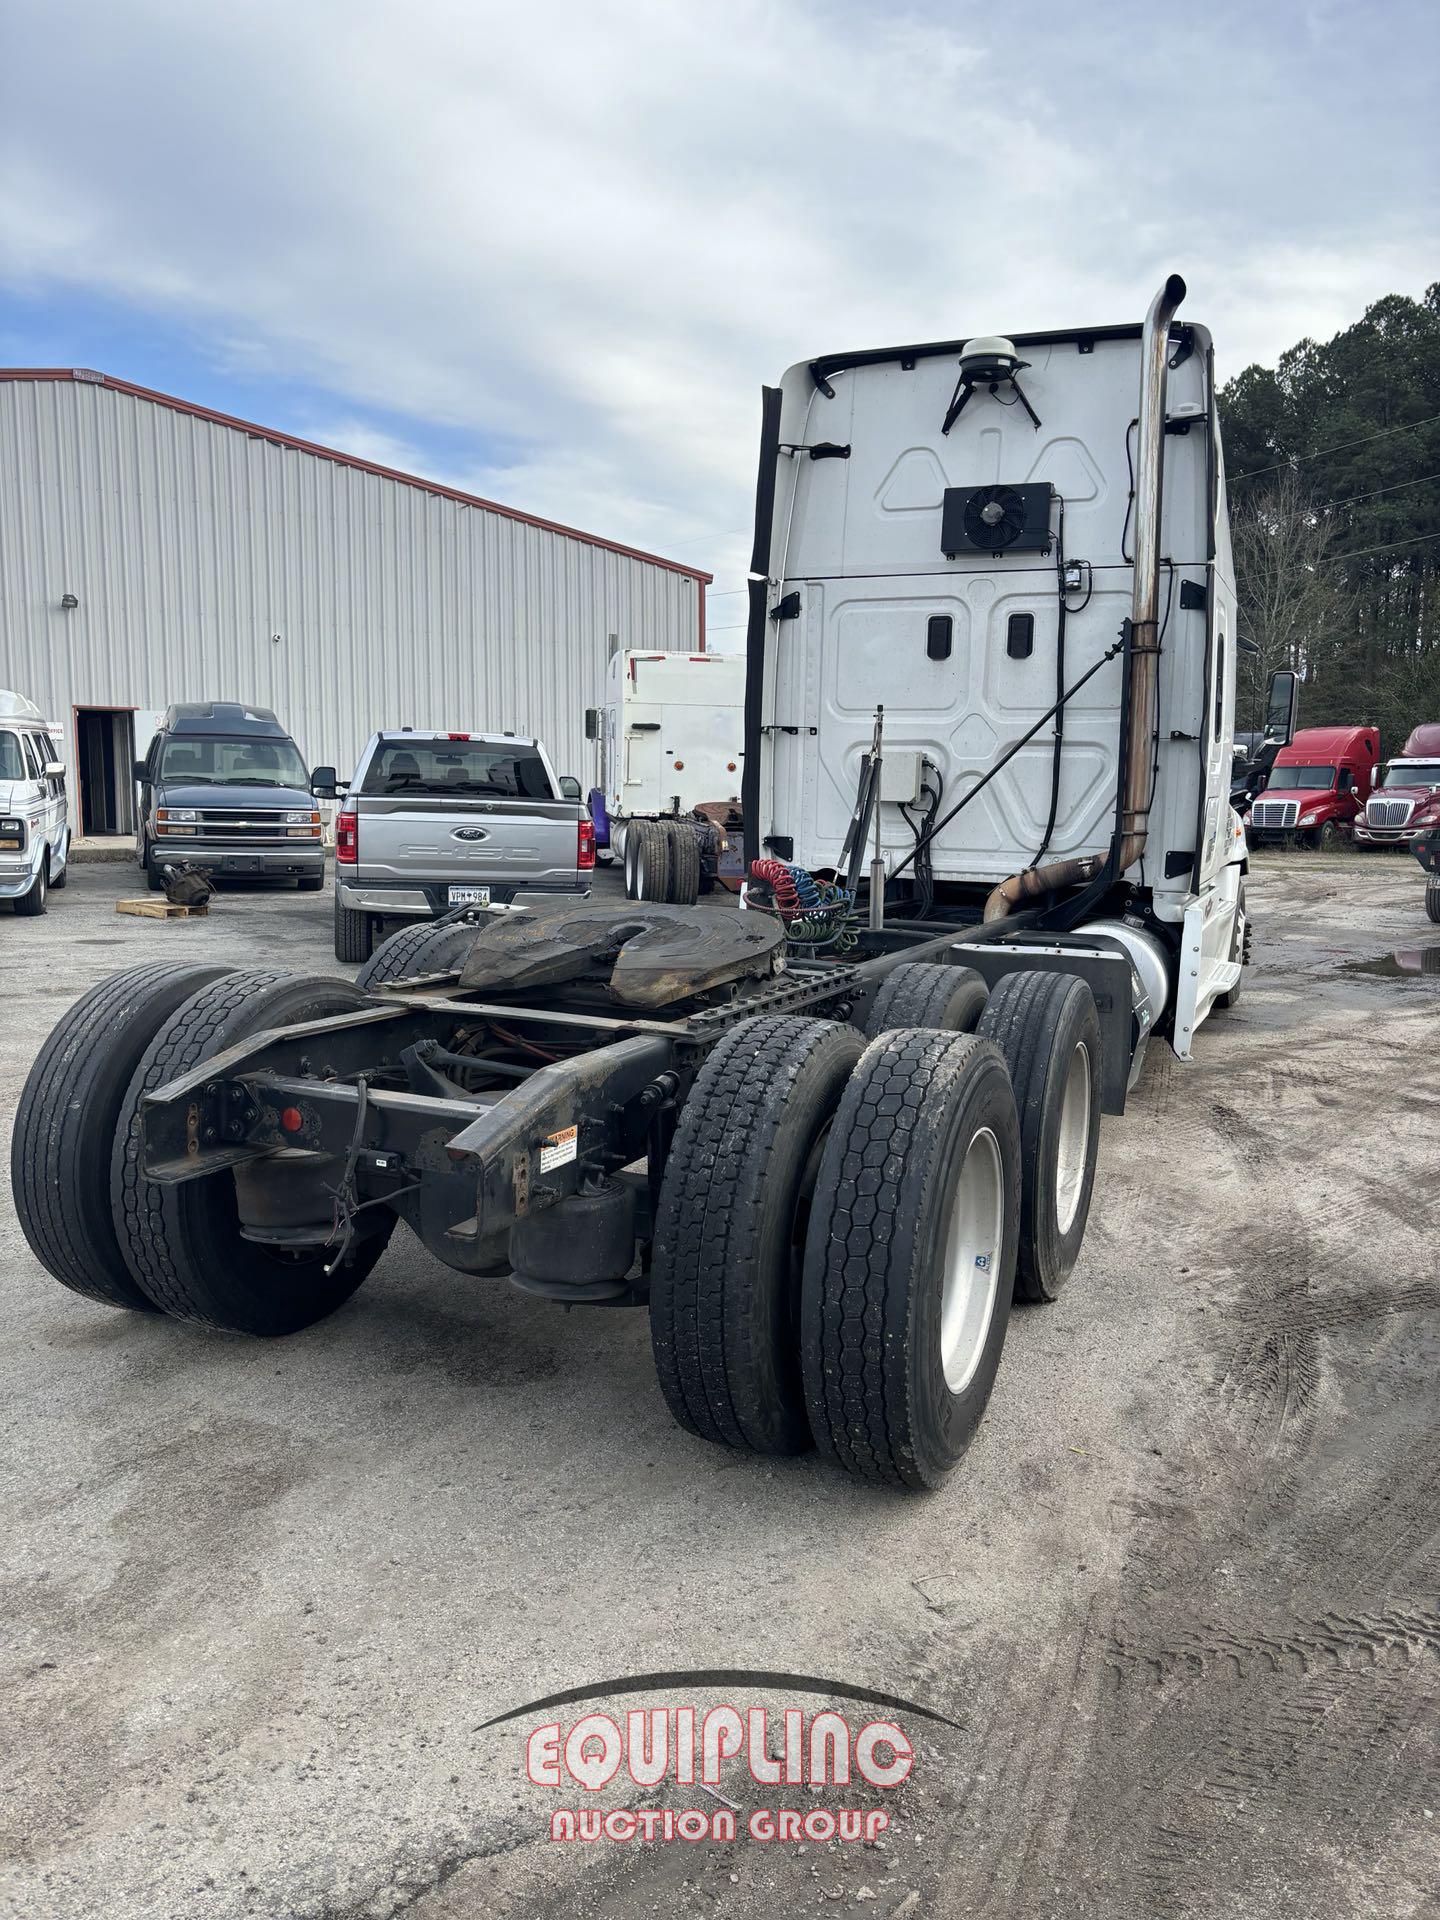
xmin=60 ymin=593 xmax=79 ymax=610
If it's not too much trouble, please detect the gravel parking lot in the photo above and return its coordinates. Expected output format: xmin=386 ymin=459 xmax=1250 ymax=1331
xmin=2 ymin=855 xmax=1437 ymax=1919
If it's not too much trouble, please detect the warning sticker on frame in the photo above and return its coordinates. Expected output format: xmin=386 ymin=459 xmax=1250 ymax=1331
xmin=539 ymin=1126 xmax=578 ymax=1172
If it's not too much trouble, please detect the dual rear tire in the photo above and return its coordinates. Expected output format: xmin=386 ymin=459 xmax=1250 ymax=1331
xmin=13 ymin=966 xmax=393 ymax=1334
xmin=650 ymin=965 xmax=1102 ymax=1486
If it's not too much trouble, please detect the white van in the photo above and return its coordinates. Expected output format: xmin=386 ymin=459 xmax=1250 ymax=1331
xmin=0 ymin=691 xmax=70 ymax=915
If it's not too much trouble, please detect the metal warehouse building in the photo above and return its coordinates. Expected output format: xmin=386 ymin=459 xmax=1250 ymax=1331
xmin=0 ymin=369 xmax=709 ymax=836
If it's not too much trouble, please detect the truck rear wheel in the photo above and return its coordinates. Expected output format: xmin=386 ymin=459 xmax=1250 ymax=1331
xmin=111 ymin=971 xmax=394 ymax=1334
xmin=800 ymin=1031 xmax=1020 ymax=1489
xmin=356 ymin=918 xmax=478 ymax=990
xmin=10 ymin=964 xmax=234 ymax=1311
xmin=1427 ymin=876 xmax=1440 ymax=924
xmin=650 ymin=1014 xmax=864 ymax=1455
xmin=334 ymin=894 xmax=376 ymax=963
xmin=627 ymin=820 xmax=671 ymax=902
xmin=664 ymin=821 xmax=701 ymax=906
xmin=977 ymin=970 xmax=1101 ymax=1303
xmin=861 ymin=961 xmax=988 ymax=1040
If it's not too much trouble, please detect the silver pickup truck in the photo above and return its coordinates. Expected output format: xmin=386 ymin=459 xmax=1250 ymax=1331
xmin=323 ymin=729 xmax=594 ymax=962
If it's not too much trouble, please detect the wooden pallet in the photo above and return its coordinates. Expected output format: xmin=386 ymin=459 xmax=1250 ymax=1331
xmin=115 ymin=898 xmax=210 ymax=919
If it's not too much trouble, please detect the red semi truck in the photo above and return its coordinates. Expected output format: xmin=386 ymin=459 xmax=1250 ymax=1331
xmin=1247 ymin=725 xmax=1380 ymax=849
xmin=1353 ymin=722 xmax=1440 ymax=850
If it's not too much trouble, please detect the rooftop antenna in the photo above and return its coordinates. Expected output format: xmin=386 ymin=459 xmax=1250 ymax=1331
xmin=941 ymin=336 xmax=1041 ymax=434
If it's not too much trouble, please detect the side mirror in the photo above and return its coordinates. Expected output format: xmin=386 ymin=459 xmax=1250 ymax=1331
xmin=310 ymin=765 xmax=339 ymax=800
xmin=133 ymin=758 xmax=148 ymax=783
xmin=1263 ymin=667 xmax=1299 ymax=749
xmin=558 ymin=774 xmax=582 ymax=801
xmin=584 ymin=708 xmax=600 ymax=742
xmin=43 ymin=760 xmax=66 ymax=779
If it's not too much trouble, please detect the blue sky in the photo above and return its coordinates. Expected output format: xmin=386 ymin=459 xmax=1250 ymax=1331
xmin=2 ymin=0 xmax=1436 ymax=635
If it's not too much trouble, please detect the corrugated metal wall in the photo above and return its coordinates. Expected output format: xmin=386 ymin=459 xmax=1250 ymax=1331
xmin=0 ymin=377 xmax=703 ymax=792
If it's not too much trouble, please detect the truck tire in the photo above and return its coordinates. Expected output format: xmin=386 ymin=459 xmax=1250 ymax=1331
xmin=800 ymin=1031 xmax=1020 ymax=1489
xmin=650 ymin=1015 xmax=864 ymax=1455
xmin=1315 ymin=821 xmax=1340 ymax=851
xmin=861 ymin=961 xmax=988 ymax=1040
xmin=356 ymin=918 xmax=479 ymax=990
xmin=628 ymin=820 xmax=671 ymax=902
xmin=977 ymin=970 xmax=1101 ymax=1303
xmin=297 ymin=872 xmax=325 ymax=892
xmin=664 ymin=821 xmax=701 ymax=906
xmin=111 ymin=971 xmax=394 ymax=1334
xmin=10 ymin=963 xmax=234 ymax=1311
xmin=1427 ymin=876 xmax=1440 ymax=925
xmin=334 ymin=894 xmax=376 ymax=963
xmin=13 ymin=858 xmax=47 ymax=915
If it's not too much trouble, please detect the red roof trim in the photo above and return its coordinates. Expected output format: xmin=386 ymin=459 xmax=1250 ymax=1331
xmin=0 ymin=367 xmax=713 ymax=586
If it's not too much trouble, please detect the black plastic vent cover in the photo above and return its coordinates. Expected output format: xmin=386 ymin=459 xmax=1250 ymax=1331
xmin=941 ymin=483 xmax=1053 ymax=557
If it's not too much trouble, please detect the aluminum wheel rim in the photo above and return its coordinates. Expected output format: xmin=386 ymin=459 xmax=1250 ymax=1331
xmin=939 ymin=1126 xmax=1004 ymax=1394
xmin=1054 ymin=1040 xmax=1091 ymax=1236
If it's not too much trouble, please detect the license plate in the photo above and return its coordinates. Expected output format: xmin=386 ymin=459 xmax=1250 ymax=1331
xmin=448 ymin=885 xmax=490 ymax=906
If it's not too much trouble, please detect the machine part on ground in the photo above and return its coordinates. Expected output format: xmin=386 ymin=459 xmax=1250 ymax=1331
xmin=110 ymin=970 xmax=394 ymax=1333
xmin=977 ymin=970 xmax=1101 ymax=1302
xmin=650 ymin=1015 xmax=864 ymax=1455
xmin=800 ymin=1029 xmax=1020 ymax=1489
xmin=159 ymin=863 xmax=215 ymax=909
xmin=10 ymin=964 xmax=234 ymax=1310
xmin=355 ymin=917 xmax=481 ymax=991
xmin=860 ymin=961 xmax=989 ymax=1040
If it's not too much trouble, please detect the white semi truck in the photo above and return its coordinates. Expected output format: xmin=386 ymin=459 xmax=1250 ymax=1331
xmin=745 ymin=275 xmax=1293 ymax=1069
xmin=585 ymin=648 xmax=746 ymax=903
xmin=11 ymin=276 xmax=1275 ymax=1493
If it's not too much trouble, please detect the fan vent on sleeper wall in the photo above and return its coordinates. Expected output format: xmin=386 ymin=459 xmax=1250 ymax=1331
xmin=940 ymin=483 xmax=1053 ymax=557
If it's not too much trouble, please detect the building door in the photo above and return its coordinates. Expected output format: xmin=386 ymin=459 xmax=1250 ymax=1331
xmin=76 ymin=707 xmax=137 ymax=836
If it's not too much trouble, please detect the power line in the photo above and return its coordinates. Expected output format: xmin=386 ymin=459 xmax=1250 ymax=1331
xmin=1228 ymin=412 xmax=1440 ymax=484
xmin=1323 ymin=470 xmax=1440 ymax=509
xmin=707 ymin=623 xmax=749 ymax=633
xmin=1317 ymin=529 xmax=1440 ymax=564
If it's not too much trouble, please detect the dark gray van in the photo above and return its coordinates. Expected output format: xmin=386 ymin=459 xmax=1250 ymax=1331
xmin=134 ymin=703 xmax=326 ymax=890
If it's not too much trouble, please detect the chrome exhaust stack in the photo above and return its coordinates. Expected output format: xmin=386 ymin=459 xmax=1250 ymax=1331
xmin=982 ymin=272 xmax=1186 ymax=921
xmin=1116 ymin=272 xmax=1186 ymax=875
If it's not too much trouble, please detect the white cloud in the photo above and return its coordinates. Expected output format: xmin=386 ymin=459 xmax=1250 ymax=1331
xmin=1 ymin=0 xmax=1435 ymax=623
